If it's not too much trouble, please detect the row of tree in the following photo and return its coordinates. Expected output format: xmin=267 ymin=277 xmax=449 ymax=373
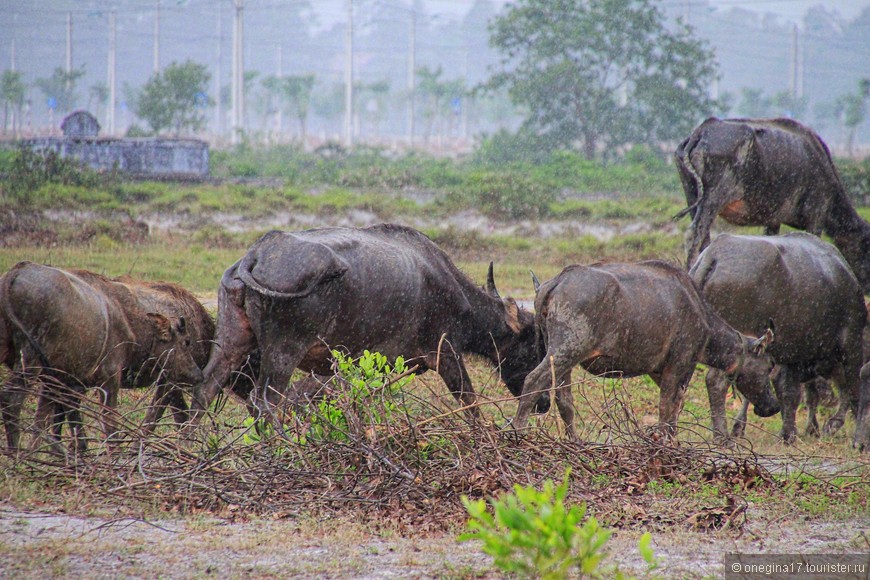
xmin=3 ymin=0 xmax=868 ymax=158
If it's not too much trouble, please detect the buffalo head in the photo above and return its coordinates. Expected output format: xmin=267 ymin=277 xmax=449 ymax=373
xmin=486 ymin=264 xmax=549 ymax=413
xmin=145 ymin=313 xmax=204 ymax=385
xmin=731 ymin=324 xmax=779 ymax=418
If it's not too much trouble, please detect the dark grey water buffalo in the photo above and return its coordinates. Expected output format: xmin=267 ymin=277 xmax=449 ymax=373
xmin=674 ymin=117 xmax=870 ymax=292
xmin=190 ymin=224 xmax=546 ymax=421
xmin=732 ymin=305 xmax=870 ymax=440
xmin=0 ymin=262 xmax=206 ymax=450
xmin=514 ymin=260 xmax=777 ymax=440
xmin=690 ymin=233 xmax=869 ymax=450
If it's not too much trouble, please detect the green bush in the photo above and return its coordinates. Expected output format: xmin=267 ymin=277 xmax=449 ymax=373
xmin=453 ymin=170 xmax=556 ymax=219
xmin=460 ymin=470 xmax=658 ymax=579
xmin=838 ymin=157 xmax=870 ymax=206
xmin=244 ymin=350 xmax=416 ymax=447
xmin=1 ymin=146 xmax=104 ymax=205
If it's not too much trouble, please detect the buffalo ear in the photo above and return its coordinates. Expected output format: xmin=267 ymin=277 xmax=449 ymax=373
xmin=504 ymin=297 xmax=522 ymax=334
xmin=751 ymin=323 xmax=775 ymax=355
xmin=147 ymin=312 xmax=173 ymax=342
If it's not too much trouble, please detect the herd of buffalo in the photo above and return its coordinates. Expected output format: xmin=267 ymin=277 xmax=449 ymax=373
xmin=1 ymin=116 xmax=869 ymax=453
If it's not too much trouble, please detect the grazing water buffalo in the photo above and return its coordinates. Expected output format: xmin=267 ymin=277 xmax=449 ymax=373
xmin=190 ymin=224 xmax=547 ymax=421
xmin=690 ymin=233 xmax=869 ymax=450
xmin=674 ymin=117 xmax=870 ymax=292
xmin=732 ymin=306 xmax=870 ymax=440
xmin=514 ymin=260 xmax=777 ymax=440
xmin=0 ymin=262 xmax=206 ymax=450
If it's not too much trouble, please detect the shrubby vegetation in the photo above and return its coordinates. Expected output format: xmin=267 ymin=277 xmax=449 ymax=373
xmin=2 ymin=141 xmax=867 ymax=223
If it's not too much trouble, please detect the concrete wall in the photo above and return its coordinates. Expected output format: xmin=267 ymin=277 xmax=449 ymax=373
xmin=24 ymin=137 xmax=209 ymax=178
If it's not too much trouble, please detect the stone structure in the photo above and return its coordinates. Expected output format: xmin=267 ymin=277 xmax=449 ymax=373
xmin=61 ymin=111 xmax=101 ymax=138
xmin=21 ymin=110 xmax=209 ymax=179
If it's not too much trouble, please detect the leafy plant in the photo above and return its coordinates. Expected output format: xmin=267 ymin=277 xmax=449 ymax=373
xmin=291 ymin=350 xmax=415 ymax=445
xmin=460 ymin=470 xmax=659 ymax=578
xmin=460 ymin=470 xmax=614 ymax=579
xmin=2 ymin=146 xmax=103 ymax=204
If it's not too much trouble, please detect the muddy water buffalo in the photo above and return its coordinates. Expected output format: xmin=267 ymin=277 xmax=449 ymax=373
xmin=190 ymin=224 xmax=546 ymax=421
xmin=732 ymin=306 xmax=870 ymax=440
xmin=0 ymin=262 xmax=206 ymax=450
xmin=674 ymin=117 xmax=870 ymax=292
xmin=690 ymin=233 xmax=868 ymax=450
xmin=514 ymin=260 xmax=776 ymax=440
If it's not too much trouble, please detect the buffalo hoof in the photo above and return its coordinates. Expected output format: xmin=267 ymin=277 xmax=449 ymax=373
xmin=779 ymin=429 xmax=798 ymax=445
xmin=730 ymin=422 xmax=747 ymax=439
xmin=805 ymin=420 xmax=821 ymax=438
xmin=822 ymin=417 xmax=844 ymax=436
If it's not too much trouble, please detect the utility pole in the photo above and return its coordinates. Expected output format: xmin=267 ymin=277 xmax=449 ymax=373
xmin=231 ymin=0 xmax=244 ymax=145
xmin=215 ymin=2 xmax=223 ymax=138
xmin=66 ymin=12 xmax=73 ymax=85
xmin=276 ymin=43 xmax=283 ymax=137
xmin=344 ymin=0 xmax=354 ymax=147
xmin=153 ymin=0 xmax=161 ymax=74
xmin=108 ymin=11 xmax=116 ymax=135
xmin=407 ymin=8 xmax=415 ymax=146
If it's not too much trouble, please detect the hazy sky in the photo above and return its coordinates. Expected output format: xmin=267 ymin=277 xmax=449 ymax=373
xmin=404 ymin=0 xmax=870 ymax=24
xmin=706 ymin=0 xmax=869 ymax=21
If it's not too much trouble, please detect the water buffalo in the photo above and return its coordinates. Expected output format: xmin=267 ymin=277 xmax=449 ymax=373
xmin=674 ymin=117 xmax=870 ymax=292
xmin=690 ymin=233 xmax=869 ymax=450
xmin=731 ymin=306 xmax=870 ymax=440
xmin=189 ymin=224 xmax=547 ymax=422
xmin=0 ymin=262 xmax=207 ymax=450
xmin=514 ymin=260 xmax=777 ymax=441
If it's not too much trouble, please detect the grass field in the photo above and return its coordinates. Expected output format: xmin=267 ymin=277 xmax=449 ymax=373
xmin=0 ymin=175 xmax=867 ymax=578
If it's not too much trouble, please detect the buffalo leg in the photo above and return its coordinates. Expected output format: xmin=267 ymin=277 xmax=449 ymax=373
xmin=652 ymin=366 xmax=696 ymax=442
xmin=773 ymin=366 xmax=801 ymax=444
xmin=705 ymin=369 xmax=733 ymax=442
xmin=822 ymin=368 xmax=857 ymax=437
xmin=685 ymin=201 xmax=719 ymax=268
xmin=732 ymin=399 xmax=750 ymax=438
xmin=0 ymin=370 xmax=27 ymax=450
xmin=515 ymin=354 xmax=576 ymax=438
xmin=427 ymin=345 xmax=478 ymax=415
xmin=804 ymin=379 xmax=824 ymax=437
xmin=95 ymin=377 xmax=122 ymax=446
xmin=854 ymin=363 xmax=870 ymax=451
xmin=142 ymin=383 xmax=189 ymax=434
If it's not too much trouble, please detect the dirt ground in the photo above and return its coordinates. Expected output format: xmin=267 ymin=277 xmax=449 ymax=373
xmin=1 ymin=502 xmax=867 ymax=578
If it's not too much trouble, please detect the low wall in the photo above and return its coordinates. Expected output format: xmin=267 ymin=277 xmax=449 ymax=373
xmin=24 ymin=137 xmax=209 ymax=179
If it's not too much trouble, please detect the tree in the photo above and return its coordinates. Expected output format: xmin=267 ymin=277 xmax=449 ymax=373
xmin=417 ymin=65 xmax=465 ymax=145
xmin=486 ymin=0 xmax=720 ymax=159
xmin=281 ymin=74 xmax=315 ymax=142
xmin=136 ymin=60 xmax=212 ymax=136
xmin=35 ymin=66 xmax=85 ymax=115
xmin=88 ymin=82 xmax=110 ymax=121
xmin=836 ymin=78 xmax=870 ymax=157
xmin=355 ymin=80 xmax=390 ymax=139
xmin=1 ymin=70 xmax=26 ymax=134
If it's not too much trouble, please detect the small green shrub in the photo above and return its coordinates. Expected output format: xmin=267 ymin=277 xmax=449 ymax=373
xmin=246 ymin=350 xmax=417 ymax=446
xmin=838 ymin=157 xmax=870 ymax=206
xmin=2 ymin=146 xmax=104 ymax=205
xmin=455 ymin=170 xmax=556 ymax=219
xmin=460 ymin=470 xmax=609 ymax=578
xmin=460 ymin=470 xmax=658 ymax=579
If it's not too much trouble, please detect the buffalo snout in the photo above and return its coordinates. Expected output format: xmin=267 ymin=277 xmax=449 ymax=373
xmin=752 ymin=395 xmax=780 ymax=418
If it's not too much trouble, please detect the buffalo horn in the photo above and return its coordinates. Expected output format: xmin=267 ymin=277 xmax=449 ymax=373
xmin=486 ymin=261 xmax=501 ymax=299
xmin=530 ymin=270 xmax=541 ymax=293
